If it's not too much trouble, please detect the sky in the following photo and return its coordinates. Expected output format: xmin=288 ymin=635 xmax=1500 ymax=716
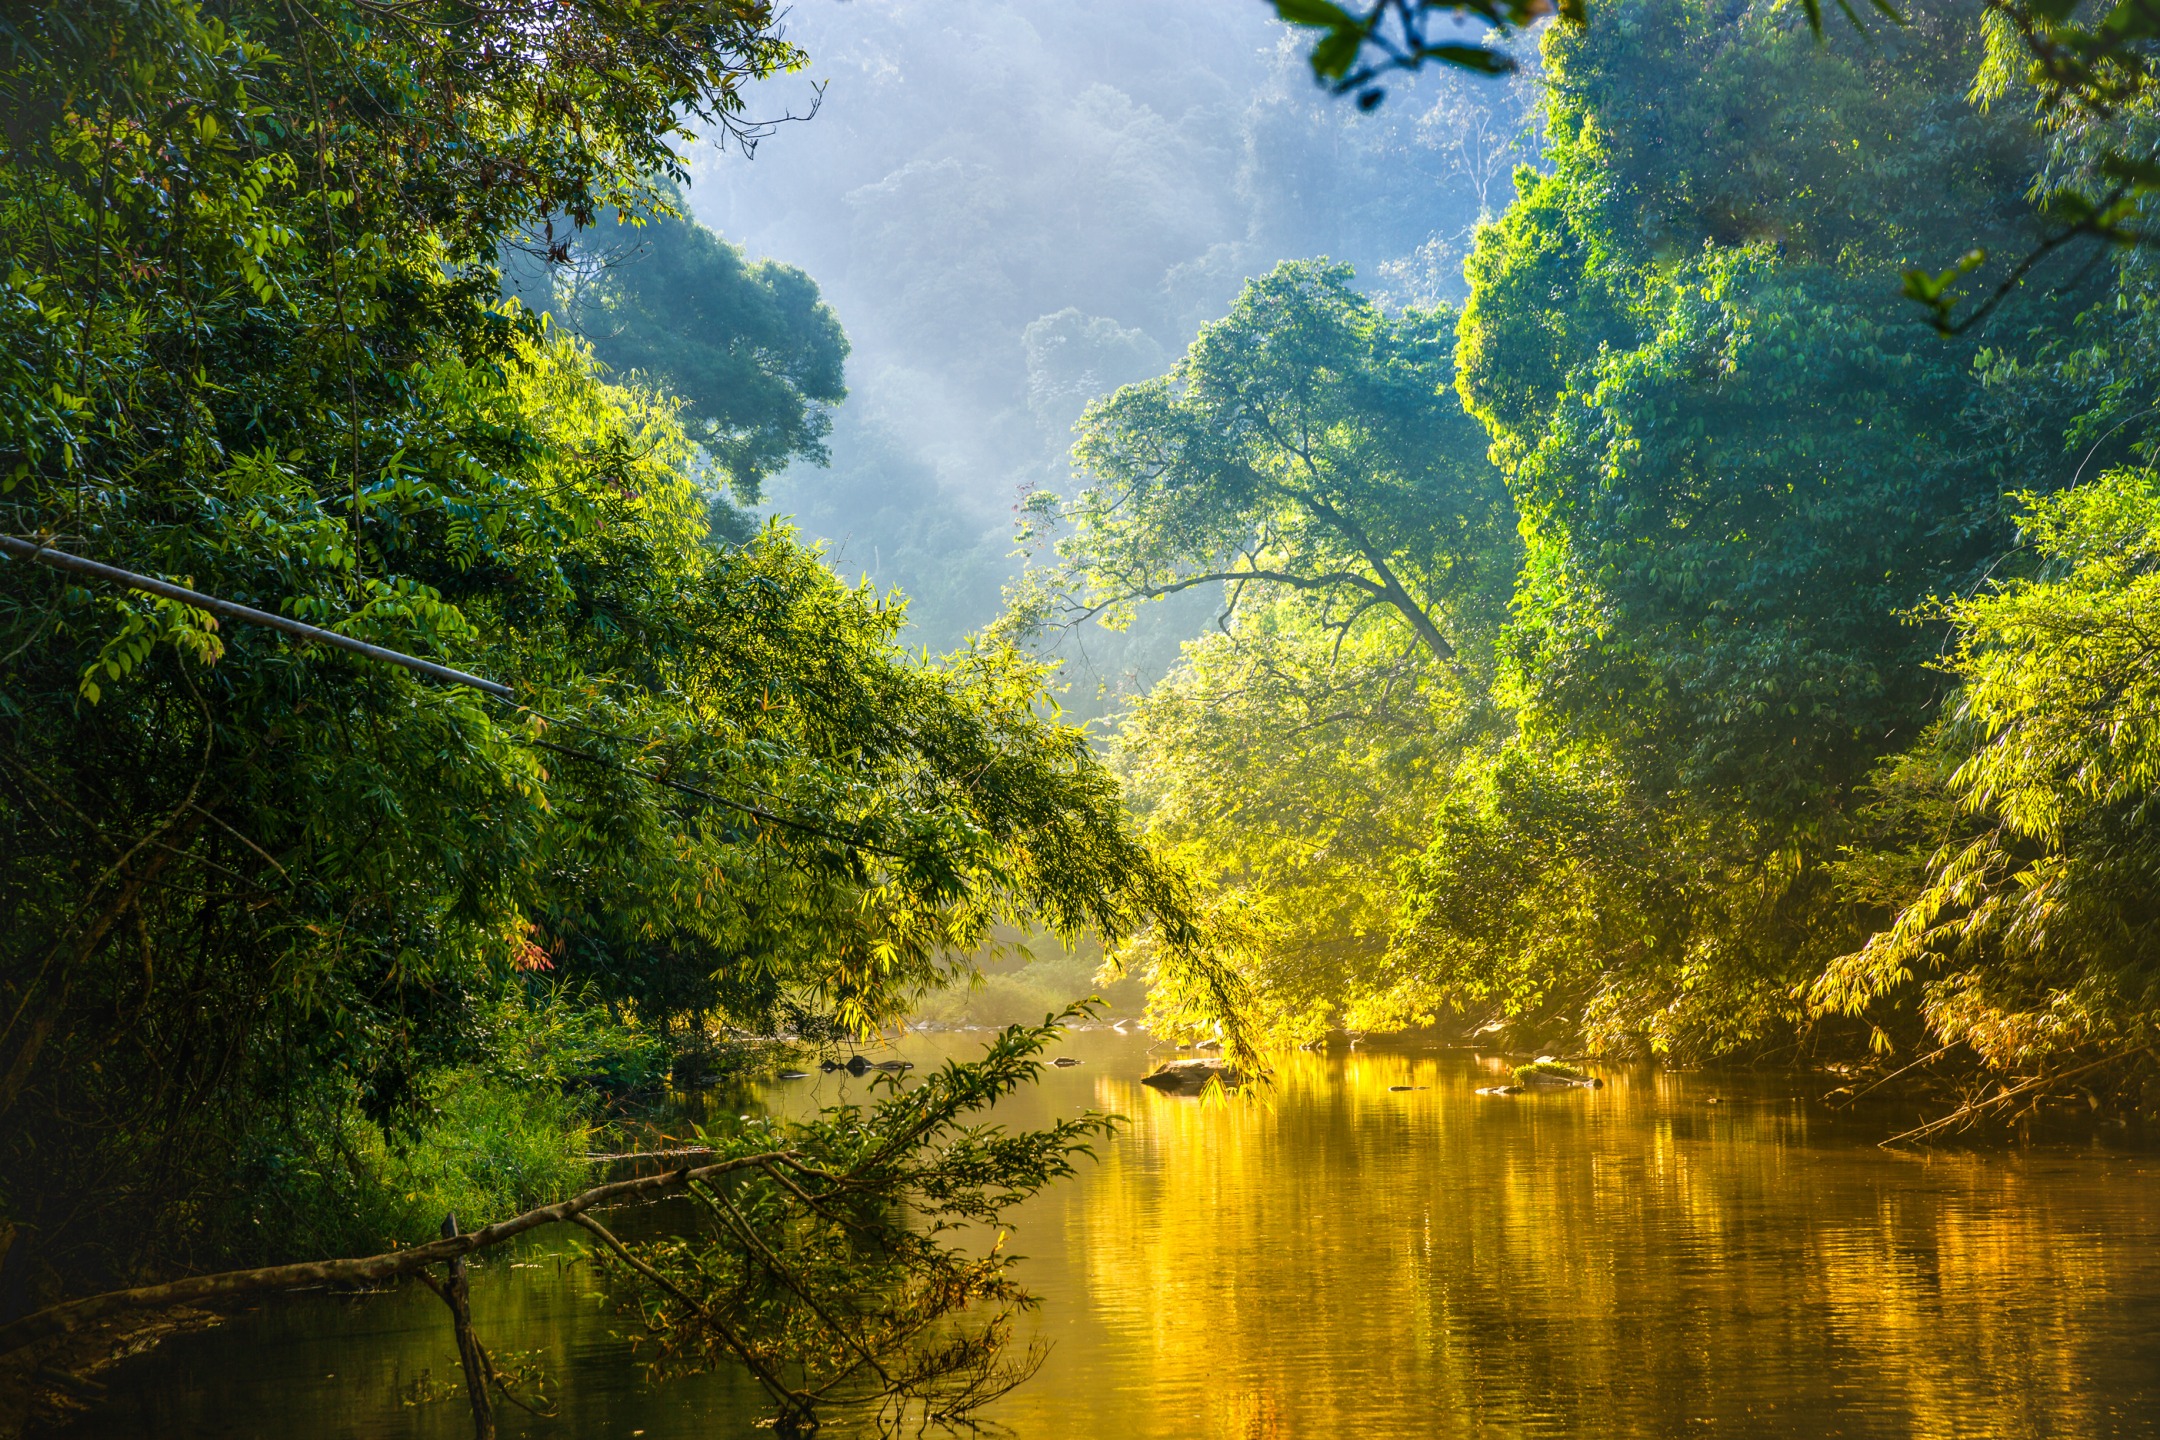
xmin=677 ymin=0 xmax=1539 ymax=689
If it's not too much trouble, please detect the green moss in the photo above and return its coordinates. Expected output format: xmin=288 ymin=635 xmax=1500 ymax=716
xmin=1513 ymin=1059 xmax=1589 ymax=1085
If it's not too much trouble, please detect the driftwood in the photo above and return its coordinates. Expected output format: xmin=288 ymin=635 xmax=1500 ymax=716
xmin=1878 ymin=1047 xmax=2152 ymax=1146
xmin=0 ymin=1147 xmax=796 ymax=1358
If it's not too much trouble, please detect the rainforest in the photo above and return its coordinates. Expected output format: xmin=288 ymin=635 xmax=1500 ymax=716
xmin=5 ymin=1 xmax=2160 ymax=1436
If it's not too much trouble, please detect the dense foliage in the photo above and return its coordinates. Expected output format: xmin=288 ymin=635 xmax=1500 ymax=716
xmin=1082 ymin=0 xmax=2160 ymax=1121
xmin=0 ymin=1 xmax=1223 ymax=1413
xmin=1028 ymin=261 xmax=1514 ymax=667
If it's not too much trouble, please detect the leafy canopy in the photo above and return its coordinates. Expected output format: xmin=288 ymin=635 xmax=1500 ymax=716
xmin=520 ymin=188 xmax=851 ymax=504
xmin=1025 ymin=259 xmax=1514 ymax=668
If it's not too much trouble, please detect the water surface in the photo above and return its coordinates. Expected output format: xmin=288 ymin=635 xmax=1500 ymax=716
xmin=70 ymin=1031 xmax=2160 ymax=1438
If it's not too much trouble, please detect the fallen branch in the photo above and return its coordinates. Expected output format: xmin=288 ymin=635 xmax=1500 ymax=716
xmin=570 ymin=1212 xmax=810 ymax=1420
xmin=0 ymin=1147 xmax=798 ymax=1357
xmin=1878 ymin=1048 xmax=2146 ymax=1147
xmin=1826 ymin=1045 xmax=1954 ymax=1106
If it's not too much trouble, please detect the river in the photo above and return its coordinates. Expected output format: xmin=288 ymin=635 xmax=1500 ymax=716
xmin=64 ymin=1029 xmax=2160 ymax=1438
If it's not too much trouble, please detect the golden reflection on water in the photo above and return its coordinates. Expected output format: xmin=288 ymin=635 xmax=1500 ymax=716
xmin=979 ymin=1035 xmax=2160 ymax=1440
xmin=65 ymin=1030 xmax=2160 ymax=1440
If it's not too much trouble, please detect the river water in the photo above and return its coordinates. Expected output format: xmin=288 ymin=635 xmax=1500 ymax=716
xmin=67 ymin=1029 xmax=2160 ymax=1438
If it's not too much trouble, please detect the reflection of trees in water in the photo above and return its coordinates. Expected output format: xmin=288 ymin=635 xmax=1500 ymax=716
xmin=1036 ymin=1055 xmax=2140 ymax=1438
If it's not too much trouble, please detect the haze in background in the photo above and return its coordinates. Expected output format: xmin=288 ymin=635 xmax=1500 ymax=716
xmin=682 ymin=0 xmax=1537 ymax=698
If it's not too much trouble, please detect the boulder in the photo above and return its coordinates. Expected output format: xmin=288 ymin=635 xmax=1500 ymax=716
xmin=1140 ymin=1057 xmax=1235 ymax=1092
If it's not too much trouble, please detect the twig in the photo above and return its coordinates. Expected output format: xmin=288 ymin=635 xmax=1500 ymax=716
xmin=569 ymin=1212 xmax=810 ymax=1418
xmin=1830 ymin=1044 xmax=1953 ymax=1106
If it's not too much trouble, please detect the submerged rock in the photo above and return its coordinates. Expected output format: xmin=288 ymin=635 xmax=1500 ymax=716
xmin=1052 ymin=1057 xmax=1084 ymax=1067
xmin=1140 ymin=1057 xmax=1236 ymax=1092
xmin=1388 ymin=1084 xmax=1428 ymax=1092
xmin=776 ymin=1070 xmax=811 ymax=1080
xmin=870 ymin=1060 xmax=913 ymax=1072
xmin=1476 ymin=1085 xmax=1526 ymax=1096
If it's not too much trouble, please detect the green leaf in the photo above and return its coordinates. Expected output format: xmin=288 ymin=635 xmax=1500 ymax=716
xmin=2099 ymin=0 xmax=2160 ymax=40
xmin=2097 ymin=150 xmax=2160 ymax=189
xmin=1271 ymin=0 xmax=1358 ymax=26
xmin=1421 ymin=43 xmax=1518 ymax=75
xmin=1309 ymin=27 xmax=1364 ymax=80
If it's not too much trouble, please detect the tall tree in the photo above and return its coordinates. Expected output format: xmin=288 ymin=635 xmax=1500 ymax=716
xmin=521 ymin=190 xmax=851 ymax=503
xmin=1025 ymin=260 xmax=1514 ymax=666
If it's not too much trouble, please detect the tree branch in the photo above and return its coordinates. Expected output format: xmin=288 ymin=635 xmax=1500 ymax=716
xmin=0 ymin=1148 xmax=798 ymax=1357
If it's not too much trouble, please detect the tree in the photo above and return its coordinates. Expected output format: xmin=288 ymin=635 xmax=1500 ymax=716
xmin=527 ymin=189 xmax=851 ymax=504
xmin=1814 ymin=471 xmax=2160 ymax=1122
xmin=1101 ymin=0 xmax=2132 ymax=1072
xmin=1265 ymin=0 xmax=2160 ymax=336
xmin=1114 ymin=591 xmax=1493 ymax=1042
xmin=1023 ymin=260 xmax=1515 ymax=668
xmin=1452 ymin=0 xmax=2083 ymax=819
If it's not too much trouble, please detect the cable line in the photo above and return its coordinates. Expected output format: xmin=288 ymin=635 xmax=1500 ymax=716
xmin=1 ymin=534 xmax=906 ymax=855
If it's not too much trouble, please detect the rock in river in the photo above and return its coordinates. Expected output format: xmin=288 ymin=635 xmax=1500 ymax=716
xmin=1141 ymin=1057 xmax=1236 ymax=1092
xmin=1052 ymin=1057 xmax=1083 ymax=1067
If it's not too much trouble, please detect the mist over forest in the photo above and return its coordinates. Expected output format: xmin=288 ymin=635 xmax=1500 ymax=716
xmin=680 ymin=0 xmax=1537 ymax=673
